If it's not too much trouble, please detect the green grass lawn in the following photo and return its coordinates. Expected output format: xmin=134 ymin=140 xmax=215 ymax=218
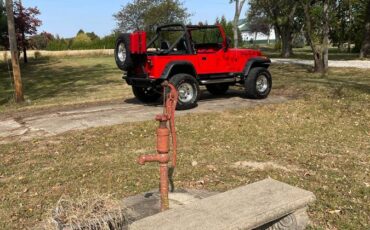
xmin=0 ymin=56 xmax=130 ymax=115
xmin=0 ymin=57 xmax=369 ymax=229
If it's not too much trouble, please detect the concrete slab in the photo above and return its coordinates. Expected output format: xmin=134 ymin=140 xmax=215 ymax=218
xmin=129 ymin=179 xmax=316 ymax=230
xmin=0 ymin=119 xmax=28 ymax=138
xmin=0 ymin=95 xmax=288 ymax=143
xmin=122 ymin=189 xmax=218 ymax=225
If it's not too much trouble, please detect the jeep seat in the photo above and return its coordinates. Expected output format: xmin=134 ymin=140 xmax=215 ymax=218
xmin=176 ymin=38 xmax=188 ymax=53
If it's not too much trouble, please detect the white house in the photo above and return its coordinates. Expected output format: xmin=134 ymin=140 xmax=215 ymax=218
xmin=238 ymin=19 xmax=276 ymax=43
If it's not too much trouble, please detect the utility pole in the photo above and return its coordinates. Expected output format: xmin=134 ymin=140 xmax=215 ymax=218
xmin=6 ymin=0 xmax=24 ymax=102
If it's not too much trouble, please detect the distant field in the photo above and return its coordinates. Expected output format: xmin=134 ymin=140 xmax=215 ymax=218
xmin=0 ymin=49 xmax=114 ymax=61
xmin=0 ymin=59 xmax=369 ymax=228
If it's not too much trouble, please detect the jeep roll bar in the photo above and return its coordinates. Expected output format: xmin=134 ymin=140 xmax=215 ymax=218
xmin=146 ymin=23 xmax=228 ymax=55
xmin=146 ymin=24 xmax=193 ymax=54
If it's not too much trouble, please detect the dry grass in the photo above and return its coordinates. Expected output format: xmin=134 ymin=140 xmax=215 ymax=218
xmin=0 ymin=50 xmax=114 ymax=60
xmin=0 ymin=56 xmax=130 ymax=116
xmin=37 ymin=193 xmax=125 ymax=230
xmin=0 ymin=64 xmax=369 ymax=229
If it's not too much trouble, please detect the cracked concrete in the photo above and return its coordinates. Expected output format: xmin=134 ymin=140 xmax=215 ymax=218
xmin=0 ymin=93 xmax=288 ymax=143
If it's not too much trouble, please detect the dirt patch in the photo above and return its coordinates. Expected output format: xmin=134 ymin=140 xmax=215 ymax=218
xmin=232 ymin=161 xmax=299 ymax=172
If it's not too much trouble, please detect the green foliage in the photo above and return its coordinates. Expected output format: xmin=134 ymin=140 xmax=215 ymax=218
xmin=45 ymin=33 xmax=117 ymax=51
xmin=0 ymin=0 xmax=7 ymax=49
xmin=114 ymin=0 xmax=190 ymax=33
xmin=86 ymin=32 xmax=99 ymax=41
xmin=216 ymin=16 xmax=242 ymax=47
xmin=29 ymin=32 xmax=54 ymax=49
xmin=329 ymin=0 xmax=368 ymax=52
xmin=72 ymin=32 xmax=91 ymax=44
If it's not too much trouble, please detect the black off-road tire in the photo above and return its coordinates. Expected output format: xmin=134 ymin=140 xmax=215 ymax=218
xmin=169 ymin=74 xmax=200 ymax=110
xmin=245 ymin=67 xmax=272 ymax=99
xmin=206 ymin=84 xmax=229 ymax=95
xmin=115 ymin=33 xmax=133 ymax=71
xmin=132 ymin=86 xmax=161 ymax=103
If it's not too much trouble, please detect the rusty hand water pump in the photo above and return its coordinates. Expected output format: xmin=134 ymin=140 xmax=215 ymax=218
xmin=137 ymin=81 xmax=178 ymax=211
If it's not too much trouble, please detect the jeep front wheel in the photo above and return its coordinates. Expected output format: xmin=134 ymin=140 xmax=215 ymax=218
xmin=245 ymin=67 xmax=272 ymax=99
xmin=132 ymin=86 xmax=161 ymax=103
xmin=206 ymin=84 xmax=229 ymax=95
xmin=169 ymin=74 xmax=200 ymax=110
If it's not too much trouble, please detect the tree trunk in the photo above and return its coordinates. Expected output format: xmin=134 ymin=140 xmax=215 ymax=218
xmin=233 ymin=20 xmax=239 ymax=48
xmin=279 ymin=2 xmax=297 ymax=57
xmin=281 ymin=28 xmax=293 ymax=58
xmin=360 ymin=0 xmax=370 ymax=58
xmin=6 ymin=0 xmax=24 ymax=103
xmin=303 ymin=0 xmax=329 ymax=73
xmin=22 ymin=31 xmax=27 ymax=63
xmin=322 ymin=0 xmax=329 ymax=72
xmin=232 ymin=0 xmax=246 ymax=48
xmin=313 ymin=50 xmax=325 ymax=73
xmin=274 ymin=25 xmax=282 ymax=50
xmin=347 ymin=0 xmax=352 ymax=53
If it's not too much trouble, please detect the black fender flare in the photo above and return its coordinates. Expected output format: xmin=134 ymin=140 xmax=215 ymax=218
xmin=243 ymin=57 xmax=271 ymax=77
xmin=160 ymin=61 xmax=197 ymax=79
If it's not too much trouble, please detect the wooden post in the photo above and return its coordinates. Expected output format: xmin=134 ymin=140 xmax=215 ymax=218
xmin=6 ymin=0 xmax=24 ymax=103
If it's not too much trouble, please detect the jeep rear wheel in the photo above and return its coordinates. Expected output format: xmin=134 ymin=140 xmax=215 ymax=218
xmin=169 ymin=74 xmax=200 ymax=110
xmin=132 ymin=86 xmax=161 ymax=103
xmin=245 ymin=67 xmax=272 ymax=99
xmin=206 ymin=84 xmax=229 ymax=95
xmin=115 ymin=34 xmax=133 ymax=71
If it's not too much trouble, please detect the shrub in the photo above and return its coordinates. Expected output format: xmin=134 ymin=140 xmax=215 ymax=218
xmin=34 ymin=51 xmax=42 ymax=59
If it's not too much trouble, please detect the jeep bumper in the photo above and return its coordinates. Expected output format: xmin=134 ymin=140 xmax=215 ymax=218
xmin=123 ymin=74 xmax=160 ymax=87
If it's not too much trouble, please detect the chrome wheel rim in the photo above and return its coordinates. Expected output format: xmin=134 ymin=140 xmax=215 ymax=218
xmin=256 ymin=74 xmax=269 ymax=93
xmin=118 ymin=43 xmax=126 ymax=62
xmin=178 ymin=83 xmax=194 ymax=103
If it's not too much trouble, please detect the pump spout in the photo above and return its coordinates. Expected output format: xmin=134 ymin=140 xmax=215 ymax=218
xmin=138 ymin=154 xmax=170 ymax=165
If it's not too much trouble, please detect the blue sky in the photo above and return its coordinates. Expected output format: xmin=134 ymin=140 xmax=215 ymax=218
xmin=22 ymin=0 xmax=248 ymax=38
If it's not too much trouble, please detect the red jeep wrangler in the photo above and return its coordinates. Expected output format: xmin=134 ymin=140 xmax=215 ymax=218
xmin=114 ymin=24 xmax=272 ymax=110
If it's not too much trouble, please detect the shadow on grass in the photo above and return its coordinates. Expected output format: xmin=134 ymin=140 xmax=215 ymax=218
xmin=302 ymin=78 xmax=370 ymax=96
xmin=124 ymin=88 xmax=268 ymax=108
xmin=0 ymin=57 xmax=120 ymax=106
xmin=261 ymin=46 xmax=361 ymax=61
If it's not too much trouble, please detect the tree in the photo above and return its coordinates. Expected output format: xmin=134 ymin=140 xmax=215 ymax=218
xmin=29 ymin=31 xmax=53 ymax=50
xmin=86 ymin=32 xmax=99 ymax=41
xmin=6 ymin=0 xmax=23 ymax=102
xmin=230 ymin=0 xmax=246 ymax=48
xmin=360 ymin=0 xmax=370 ymax=58
xmin=13 ymin=0 xmax=41 ymax=63
xmin=247 ymin=0 xmax=301 ymax=57
xmin=216 ymin=15 xmax=242 ymax=47
xmin=301 ymin=0 xmax=331 ymax=73
xmin=247 ymin=15 xmax=270 ymax=43
xmin=0 ymin=0 xmax=8 ymax=48
xmin=114 ymin=0 xmax=190 ymax=33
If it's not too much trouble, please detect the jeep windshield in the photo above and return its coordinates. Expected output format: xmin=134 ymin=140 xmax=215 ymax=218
xmin=188 ymin=26 xmax=224 ymax=52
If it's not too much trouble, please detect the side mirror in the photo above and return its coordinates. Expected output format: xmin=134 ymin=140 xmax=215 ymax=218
xmin=225 ymin=37 xmax=232 ymax=51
